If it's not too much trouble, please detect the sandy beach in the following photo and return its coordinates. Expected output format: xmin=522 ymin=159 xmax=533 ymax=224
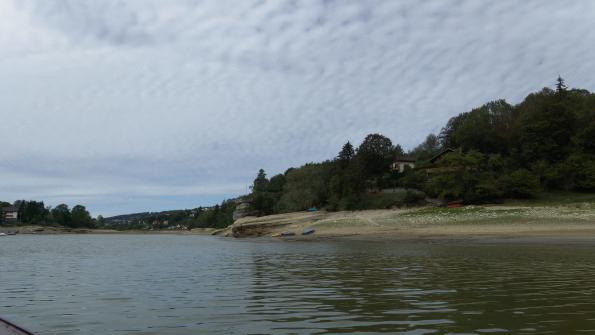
xmin=222 ymin=200 xmax=595 ymax=242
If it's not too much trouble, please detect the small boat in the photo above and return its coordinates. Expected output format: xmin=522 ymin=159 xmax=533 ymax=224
xmin=280 ymin=231 xmax=295 ymax=237
xmin=0 ymin=317 xmax=35 ymax=335
xmin=302 ymin=228 xmax=315 ymax=235
xmin=0 ymin=232 xmax=17 ymax=237
xmin=271 ymin=232 xmax=281 ymax=237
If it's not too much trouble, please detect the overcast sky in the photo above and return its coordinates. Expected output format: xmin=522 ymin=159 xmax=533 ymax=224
xmin=1 ymin=0 xmax=595 ymax=216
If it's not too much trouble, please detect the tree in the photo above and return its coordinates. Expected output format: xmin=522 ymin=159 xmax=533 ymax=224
xmin=252 ymin=169 xmax=269 ymax=193
xmin=51 ymin=204 xmax=71 ymax=227
xmin=96 ymin=215 xmax=105 ymax=228
xmin=337 ymin=141 xmax=355 ymax=168
xmin=518 ymin=97 xmax=575 ymax=163
xmin=278 ymin=163 xmax=332 ymax=212
xmin=410 ymin=133 xmax=441 ymax=161
xmin=439 ymin=100 xmax=514 ymax=155
xmin=17 ymin=200 xmax=48 ymax=224
xmin=556 ymin=76 xmax=567 ymax=98
xmin=500 ymin=169 xmax=539 ymax=198
xmin=71 ymin=205 xmax=93 ymax=228
xmin=250 ymin=169 xmax=277 ymax=215
xmin=356 ymin=133 xmax=394 ymax=177
xmin=574 ymin=119 xmax=595 ymax=154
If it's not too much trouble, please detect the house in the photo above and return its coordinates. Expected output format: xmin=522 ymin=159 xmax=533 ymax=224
xmin=391 ymin=156 xmax=416 ymax=173
xmin=1 ymin=206 xmax=19 ymax=223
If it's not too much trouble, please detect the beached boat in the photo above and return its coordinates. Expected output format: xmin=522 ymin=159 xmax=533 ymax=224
xmin=0 ymin=318 xmax=34 ymax=335
xmin=302 ymin=228 xmax=315 ymax=235
xmin=280 ymin=231 xmax=295 ymax=237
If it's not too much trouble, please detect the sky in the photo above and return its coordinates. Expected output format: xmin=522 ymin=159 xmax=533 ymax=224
xmin=1 ymin=0 xmax=595 ymax=216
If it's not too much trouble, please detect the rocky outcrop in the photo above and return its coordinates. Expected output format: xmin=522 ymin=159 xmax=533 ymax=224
xmin=223 ymin=211 xmax=327 ymax=238
xmin=230 ymin=195 xmax=257 ymax=221
xmin=232 ymin=201 xmax=255 ymax=220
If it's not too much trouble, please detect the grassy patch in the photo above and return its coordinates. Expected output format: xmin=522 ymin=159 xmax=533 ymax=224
xmin=401 ymin=206 xmax=484 ymax=217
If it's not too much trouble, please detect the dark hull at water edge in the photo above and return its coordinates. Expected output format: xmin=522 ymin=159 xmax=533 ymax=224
xmin=0 ymin=318 xmax=34 ymax=335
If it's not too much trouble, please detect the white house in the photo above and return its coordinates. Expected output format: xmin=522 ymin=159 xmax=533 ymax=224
xmin=1 ymin=206 xmax=19 ymax=222
xmin=391 ymin=156 xmax=416 ymax=173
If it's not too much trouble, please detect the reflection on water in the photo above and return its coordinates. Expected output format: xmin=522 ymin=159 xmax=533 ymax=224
xmin=1 ymin=235 xmax=595 ymax=334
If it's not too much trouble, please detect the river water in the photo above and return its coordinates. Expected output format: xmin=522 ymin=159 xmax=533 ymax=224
xmin=1 ymin=235 xmax=595 ymax=334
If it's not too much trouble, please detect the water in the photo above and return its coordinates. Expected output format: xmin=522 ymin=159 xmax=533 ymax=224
xmin=1 ymin=235 xmax=595 ymax=334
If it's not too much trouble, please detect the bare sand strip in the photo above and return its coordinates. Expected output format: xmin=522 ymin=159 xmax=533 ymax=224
xmin=221 ymin=203 xmax=595 ymax=242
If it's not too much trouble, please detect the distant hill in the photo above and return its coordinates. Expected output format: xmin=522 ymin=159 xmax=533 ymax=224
xmin=105 ymin=210 xmax=185 ymax=226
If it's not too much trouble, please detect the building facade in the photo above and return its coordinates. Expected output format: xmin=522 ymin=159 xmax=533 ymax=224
xmin=391 ymin=157 xmax=416 ymax=173
xmin=1 ymin=206 xmax=19 ymax=223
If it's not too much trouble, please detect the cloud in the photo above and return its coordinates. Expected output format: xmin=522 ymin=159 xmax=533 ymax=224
xmin=1 ymin=0 xmax=595 ymax=215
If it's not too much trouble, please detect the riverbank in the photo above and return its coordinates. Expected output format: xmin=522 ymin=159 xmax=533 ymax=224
xmin=221 ymin=197 xmax=595 ymax=241
xmin=0 ymin=226 xmax=217 ymax=235
xmin=3 ymin=194 xmax=594 ymax=241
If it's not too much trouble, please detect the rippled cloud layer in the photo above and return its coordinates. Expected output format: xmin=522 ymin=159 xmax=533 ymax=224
xmin=1 ymin=0 xmax=595 ymax=215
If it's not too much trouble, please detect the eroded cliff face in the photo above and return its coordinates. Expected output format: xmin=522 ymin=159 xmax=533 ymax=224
xmin=232 ymin=201 xmax=256 ymax=221
xmin=214 ymin=211 xmax=328 ymax=238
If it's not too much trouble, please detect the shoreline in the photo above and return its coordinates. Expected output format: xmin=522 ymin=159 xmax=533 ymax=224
xmin=220 ymin=201 xmax=595 ymax=242
xmin=0 ymin=226 xmax=217 ymax=236
xmin=3 ymin=200 xmax=594 ymax=243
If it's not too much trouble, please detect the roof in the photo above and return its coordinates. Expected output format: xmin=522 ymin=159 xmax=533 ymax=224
xmin=429 ymin=148 xmax=456 ymax=163
xmin=1 ymin=206 xmax=18 ymax=212
xmin=394 ymin=156 xmax=416 ymax=163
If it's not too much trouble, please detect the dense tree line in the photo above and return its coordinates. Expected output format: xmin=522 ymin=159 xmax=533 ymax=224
xmin=250 ymin=133 xmax=410 ymax=214
xmin=249 ymin=78 xmax=595 ymax=214
xmin=0 ymin=200 xmax=97 ymax=228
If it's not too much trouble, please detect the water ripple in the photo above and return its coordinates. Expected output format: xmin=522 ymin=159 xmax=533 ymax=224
xmin=1 ymin=236 xmax=595 ymax=334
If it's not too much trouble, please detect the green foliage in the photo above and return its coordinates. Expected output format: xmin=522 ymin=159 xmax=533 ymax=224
xmin=50 ymin=204 xmax=71 ymax=227
xmin=402 ymin=190 xmax=426 ymax=205
xmin=356 ymin=133 xmax=394 ymax=177
xmin=0 ymin=200 xmax=101 ymax=228
xmin=278 ymin=163 xmax=332 ymax=212
xmin=194 ymin=201 xmax=236 ymax=229
xmin=439 ymin=100 xmax=515 ymax=154
xmin=556 ymin=76 xmax=568 ymax=98
xmin=500 ymin=169 xmax=539 ymax=198
xmin=337 ymin=141 xmax=355 ymax=168
xmin=410 ymin=133 xmax=441 ymax=161
xmin=96 ymin=215 xmax=105 ymax=228
xmin=245 ymin=77 xmax=595 ymax=214
xmin=518 ymin=95 xmax=575 ymax=163
xmin=71 ymin=205 xmax=94 ymax=228
xmin=14 ymin=200 xmax=48 ymax=224
xmin=398 ymin=169 xmax=427 ymax=189
xmin=250 ymin=170 xmax=285 ymax=215
xmin=252 ymin=169 xmax=268 ymax=193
